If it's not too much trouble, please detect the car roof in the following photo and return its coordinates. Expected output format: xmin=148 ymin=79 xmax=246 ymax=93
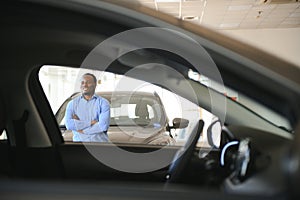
xmin=1 ymin=0 xmax=300 ymax=127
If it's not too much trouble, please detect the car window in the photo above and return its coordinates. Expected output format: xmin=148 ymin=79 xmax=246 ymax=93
xmin=0 ymin=96 xmax=7 ymax=141
xmin=39 ymin=65 xmax=217 ymax=147
xmin=0 ymin=130 xmax=7 ymax=141
xmin=108 ymin=97 xmax=160 ymax=126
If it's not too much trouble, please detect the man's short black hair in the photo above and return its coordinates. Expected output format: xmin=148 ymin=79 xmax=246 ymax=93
xmin=83 ymin=73 xmax=97 ymax=84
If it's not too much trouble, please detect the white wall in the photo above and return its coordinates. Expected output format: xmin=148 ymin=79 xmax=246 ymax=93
xmin=221 ymin=28 xmax=300 ymax=67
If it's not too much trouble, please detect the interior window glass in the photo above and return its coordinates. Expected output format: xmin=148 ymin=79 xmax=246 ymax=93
xmin=189 ymin=69 xmax=292 ymax=132
xmin=0 ymin=130 xmax=7 ymax=140
xmin=39 ymin=65 xmax=216 ymax=147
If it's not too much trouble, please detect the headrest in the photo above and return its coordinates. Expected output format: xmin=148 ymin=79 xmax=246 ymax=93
xmin=135 ymin=103 xmax=149 ymax=119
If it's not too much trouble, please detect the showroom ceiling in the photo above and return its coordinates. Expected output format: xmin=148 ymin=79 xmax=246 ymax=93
xmin=115 ymin=0 xmax=300 ymax=30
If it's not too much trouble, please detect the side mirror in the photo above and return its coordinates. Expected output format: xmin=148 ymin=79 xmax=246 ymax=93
xmin=59 ymin=124 xmax=67 ymax=131
xmin=207 ymin=119 xmax=222 ymax=148
xmin=172 ymin=118 xmax=189 ymax=129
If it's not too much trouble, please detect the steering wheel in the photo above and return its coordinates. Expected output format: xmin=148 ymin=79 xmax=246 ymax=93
xmin=166 ymin=120 xmax=204 ymax=183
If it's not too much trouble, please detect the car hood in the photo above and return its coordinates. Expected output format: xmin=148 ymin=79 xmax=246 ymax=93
xmin=108 ymin=125 xmax=167 ymax=143
xmin=62 ymin=125 xmax=174 ymax=145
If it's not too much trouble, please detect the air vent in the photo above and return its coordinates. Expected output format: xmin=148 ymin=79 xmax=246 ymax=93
xmin=182 ymin=16 xmax=199 ymax=21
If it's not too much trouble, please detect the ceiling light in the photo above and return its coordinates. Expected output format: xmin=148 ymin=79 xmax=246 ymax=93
xmin=219 ymin=23 xmax=239 ymax=28
xmin=228 ymin=5 xmax=252 ymax=11
xmin=155 ymin=0 xmax=181 ymax=2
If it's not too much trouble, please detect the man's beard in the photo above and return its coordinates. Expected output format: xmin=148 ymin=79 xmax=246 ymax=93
xmin=82 ymin=90 xmax=93 ymax=96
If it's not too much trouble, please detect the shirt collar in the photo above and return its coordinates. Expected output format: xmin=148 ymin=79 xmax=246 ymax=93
xmin=80 ymin=93 xmax=98 ymax=100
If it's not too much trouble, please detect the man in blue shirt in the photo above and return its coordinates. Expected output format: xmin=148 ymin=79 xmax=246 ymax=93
xmin=65 ymin=73 xmax=110 ymax=142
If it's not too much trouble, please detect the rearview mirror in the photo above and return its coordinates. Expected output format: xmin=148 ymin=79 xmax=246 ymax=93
xmin=207 ymin=119 xmax=222 ymax=148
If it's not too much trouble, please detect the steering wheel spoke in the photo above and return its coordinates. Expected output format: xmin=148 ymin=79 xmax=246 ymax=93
xmin=166 ymin=120 xmax=204 ymax=183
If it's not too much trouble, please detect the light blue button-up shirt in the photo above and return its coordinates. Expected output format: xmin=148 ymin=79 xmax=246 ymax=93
xmin=65 ymin=94 xmax=110 ymax=142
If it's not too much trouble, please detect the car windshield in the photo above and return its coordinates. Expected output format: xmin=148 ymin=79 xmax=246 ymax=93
xmin=100 ymin=93 xmax=166 ymax=127
xmin=188 ymin=70 xmax=292 ymax=132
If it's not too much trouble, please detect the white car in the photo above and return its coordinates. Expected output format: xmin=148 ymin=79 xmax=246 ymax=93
xmin=56 ymin=91 xmax=189 ymax=145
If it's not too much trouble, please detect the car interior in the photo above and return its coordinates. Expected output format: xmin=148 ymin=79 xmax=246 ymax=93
xmin=1 ymin=0 xmax=300 ymax=200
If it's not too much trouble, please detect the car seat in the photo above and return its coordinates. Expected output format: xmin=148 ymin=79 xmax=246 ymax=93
xmin=135 ymin=103 xmax=149 ymax=120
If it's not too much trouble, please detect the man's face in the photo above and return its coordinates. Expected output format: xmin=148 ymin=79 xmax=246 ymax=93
xmin=80 ymin=75 xmax=96 ymax=96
